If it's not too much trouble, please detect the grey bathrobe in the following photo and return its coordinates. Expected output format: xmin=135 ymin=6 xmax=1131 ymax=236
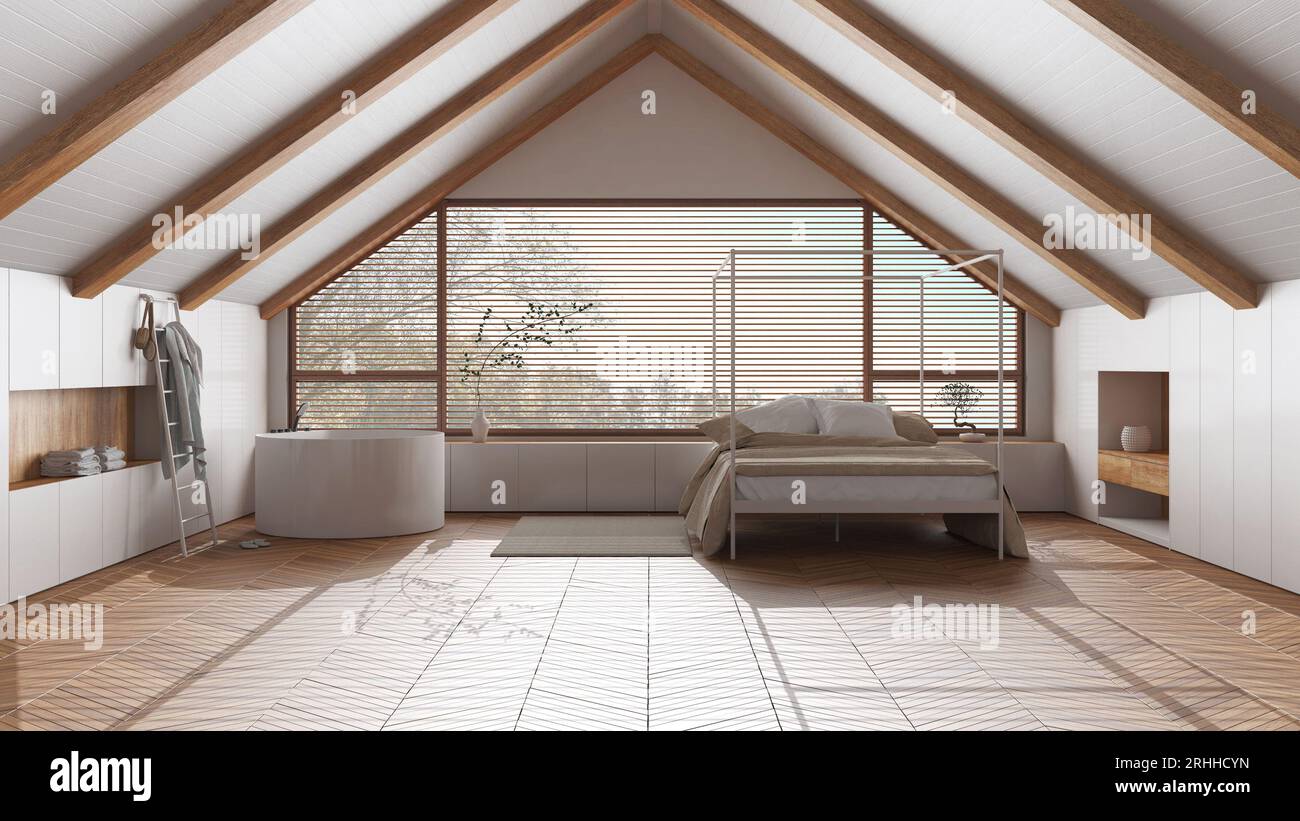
xmin=157 ymin=321 xmax=206 ymax=482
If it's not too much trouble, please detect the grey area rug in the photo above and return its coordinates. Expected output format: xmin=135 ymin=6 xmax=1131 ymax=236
xmin=491 ymin=515 xmax=692 ymax=557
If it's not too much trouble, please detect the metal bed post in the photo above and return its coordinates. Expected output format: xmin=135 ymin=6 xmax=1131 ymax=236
xmin=728 ymin=251 xmax=737 ymax=561
xmin=918 ymin=273 xmax=925 ymax=421
xmin=711 ymin=260 xmax=717 ymax=417
xmin=997 ymin=251 xmax=1005 ymax=561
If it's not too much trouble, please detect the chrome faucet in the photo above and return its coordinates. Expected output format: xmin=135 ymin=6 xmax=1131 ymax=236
xmin=291 ymin=402 xmax=309 ymax=431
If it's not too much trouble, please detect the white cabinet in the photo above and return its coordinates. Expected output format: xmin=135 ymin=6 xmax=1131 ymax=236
xmin=9 ymin=268 xmax=60 ymax=390
xmin=58 ymin=278 xmax=103 ymax=389
xmin=1199 ymin=296 xmax=1234 ymax=570
xmin=1273 ymin=281 xmax=1300 ymax=594
xmin=450 ymin=444 xmax=518 ymax=511
xmin=59 ymin=475 xmax=103 ymax=583
xmin=1169 ymin=294 xmax=1200 ymax=559
xmin=9 ymin=483 xmax=60 ymax=599
xmin=587 ymin=444 xmax=654 ymax=511
xmin=103 ymin=284 xmax=144 ymax=386
xmin=216 ymin=301 xmax=261 ymax=522
xmin=655 ymin=443 xmax=712 ymax=511
xmin=0 ymin=267 xmax=8 ymax=602
xmin=518 ymin=444 xmax=586 ymax=510
xmin=102 ymin=467 xmax=139 ymax=565
xmin=1233 ymin=293 xmax=1271 ymax=581
xmin=137 ymin=464 xmax=178 ymax=551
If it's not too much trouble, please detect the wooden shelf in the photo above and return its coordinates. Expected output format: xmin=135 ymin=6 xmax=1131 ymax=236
xmin=10 ymin=460 xmax=159 ymax=492
xmin=1099 ymin=449 xmax=1168 ymax=496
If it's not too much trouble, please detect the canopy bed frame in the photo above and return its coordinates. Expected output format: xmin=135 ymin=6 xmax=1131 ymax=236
xmin=710 ymin=248 xmax=1007 ymax=560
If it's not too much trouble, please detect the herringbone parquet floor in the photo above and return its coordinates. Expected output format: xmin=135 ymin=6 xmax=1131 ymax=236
xmin=3 ymin=512 xmax=1299 ymax=731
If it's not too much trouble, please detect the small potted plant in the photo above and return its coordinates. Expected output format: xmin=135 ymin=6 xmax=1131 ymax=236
xmin=459 ymin=300 xmax=595 ymax=442
xmin=938 ymin=381 xmax=985 ymax=442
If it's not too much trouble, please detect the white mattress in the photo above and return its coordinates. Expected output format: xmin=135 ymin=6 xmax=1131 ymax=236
xmin=735 ymin=474 xmax=998 ymax=503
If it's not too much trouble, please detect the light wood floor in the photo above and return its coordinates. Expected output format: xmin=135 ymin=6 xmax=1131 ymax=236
xmin=3 ymin=512 xmax=1300 ymax=731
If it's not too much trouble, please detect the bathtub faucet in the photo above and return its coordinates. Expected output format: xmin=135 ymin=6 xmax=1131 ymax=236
xmin=292 ymin=402 xmax=309 ymax=432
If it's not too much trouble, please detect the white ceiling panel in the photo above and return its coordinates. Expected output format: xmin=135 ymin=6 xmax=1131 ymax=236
xmin=1127 ymin=0 xmax=1300 ymax=125
xmin=0 ymin=0 xmax=226 ymax=163
xmin=0 ymin=0 xmax=462 ymax=279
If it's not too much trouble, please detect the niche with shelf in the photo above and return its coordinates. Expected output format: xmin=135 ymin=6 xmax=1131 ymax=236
xmin=1097 ymin=370 xmax=1169 ymax=546
xmin=8 ymin=386 xmax=154 ymax=489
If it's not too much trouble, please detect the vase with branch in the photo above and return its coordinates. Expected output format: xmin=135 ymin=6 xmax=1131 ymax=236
xmin=459 ymin=301 xmax=595 ymax=441
xmin=938 ymin=381 xmax=986 ymax=442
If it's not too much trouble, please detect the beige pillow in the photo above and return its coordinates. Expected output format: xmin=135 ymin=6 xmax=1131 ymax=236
xmin=891 ymin=411 xmax=939 ymax=444
xmin=697 ymin=415 xmax=756 ymax=445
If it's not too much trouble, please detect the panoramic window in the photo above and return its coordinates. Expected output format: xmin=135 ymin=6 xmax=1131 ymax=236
xmin=292 ymin=200 xmax=1022 ymax=433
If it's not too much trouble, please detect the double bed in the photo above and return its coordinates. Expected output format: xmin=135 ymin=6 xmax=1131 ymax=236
xmin=698 ymin=247 xmax=1023 ymax=560
xmin=678 ymin=427 xmax=1027 ymax=559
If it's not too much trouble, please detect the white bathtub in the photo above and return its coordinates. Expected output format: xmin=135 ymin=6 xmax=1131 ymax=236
xmin=255 ymin=430 xmax=445 ymax=539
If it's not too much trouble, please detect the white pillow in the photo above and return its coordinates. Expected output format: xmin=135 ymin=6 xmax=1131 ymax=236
xmin=735 ymin=396 xmax=819 ymax=434
xmin=817 ymin=401 xmax=897 ymax=438
xmin=804 ymin=397 xmax=887 ymax=431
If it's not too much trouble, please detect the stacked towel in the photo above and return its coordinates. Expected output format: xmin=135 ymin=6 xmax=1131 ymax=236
xmin=94 ymin=445 xmax=127 ymax=472
xmin=41 ymin=448 xmax=101 ymax=478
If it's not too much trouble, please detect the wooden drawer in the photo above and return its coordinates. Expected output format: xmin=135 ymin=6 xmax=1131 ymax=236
xmin=1098 ymin=450 xmax=1169 ymax=497
xmin=1131 ymin=459 xmax=1169 ymax=496
xmin=1098 ymin=452 xmax=1132 ymax=487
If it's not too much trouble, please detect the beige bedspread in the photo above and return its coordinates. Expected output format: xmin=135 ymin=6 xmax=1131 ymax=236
xmin=678 ymin=434 xmax=1028 ymax=558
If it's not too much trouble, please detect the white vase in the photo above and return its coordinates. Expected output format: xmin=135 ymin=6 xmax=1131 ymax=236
xmin=1120 ymin=425 xmax=1151 ymax=452
xmin=958 ymin=431 xmax=986 ymax=443
xmin=470 ymin=410 xmax=490 ymax=443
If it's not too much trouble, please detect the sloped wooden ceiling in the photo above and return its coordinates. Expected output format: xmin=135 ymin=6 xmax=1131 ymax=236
xmin=0 ymin=0 xmax=1296 ymax=318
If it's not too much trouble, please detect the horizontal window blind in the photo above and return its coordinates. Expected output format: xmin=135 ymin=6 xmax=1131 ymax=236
xmin=445 ymin=204 xmax=866 ymax=431
xmin=871 ymin=213 xmax=1020 ymax=431
xmin=292 ymin=201 xmax=1023 ymax=433
xmin=292 ymin=215 xmax=439 ymax=428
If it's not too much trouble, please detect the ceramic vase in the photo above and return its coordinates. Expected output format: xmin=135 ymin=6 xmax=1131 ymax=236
xmin=471 ymin=410 xmax=490 ymax=443
xmin=1120 ymin=425 xmax=1151 ymax=452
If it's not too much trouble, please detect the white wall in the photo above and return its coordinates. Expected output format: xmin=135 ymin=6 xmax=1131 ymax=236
xmin=267 ymin=311 xmax=289 ymax=430
xmin=455 ymin=54 xmax=856 ymax=199
xmin=1054 ymin=285 xmax=1300 ymax=594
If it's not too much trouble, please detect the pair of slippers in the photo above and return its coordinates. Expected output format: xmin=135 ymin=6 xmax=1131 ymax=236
xmin=133 ymin=301 xmax=158 ymax=361
xmin=239 ymin=539 xmax=272 ymax=550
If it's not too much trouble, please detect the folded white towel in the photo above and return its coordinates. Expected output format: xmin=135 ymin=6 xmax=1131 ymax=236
xmin=43 ymin=457 xmax=99 ymax=469
xmin=40 ymin=464 xmax=101 ymax=477
xmin=100 ymin=458 xmax=127 ymax=471
xmin=46 ymin=448 xmax=95 ymax=460
xmin=94 ymin=445 xmax=125 ymax=458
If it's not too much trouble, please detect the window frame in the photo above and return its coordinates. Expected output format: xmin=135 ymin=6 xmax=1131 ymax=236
xmin=290 ymin=198 xmax=1026 ymax=436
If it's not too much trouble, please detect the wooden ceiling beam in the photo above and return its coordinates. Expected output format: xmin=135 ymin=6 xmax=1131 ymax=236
xmin=0 ymin=0 xmax=313 ymax=222
xmin=1045 ymin=0 xmax=1300 ymax=181
xmin=179 ymin=0 xmax=635 ymax=309
xmin=69 ymin=0 xmax=519 ymax=300
xmin=651 ymin=36 xmax=1060 ymax=327
xmin=675 ymin=0 xmax=1145 ymax=319
xmin=258 ymin=37 xmax=657 ymax=319
xmin=798 ymin=0 xmax=1258 ymax=310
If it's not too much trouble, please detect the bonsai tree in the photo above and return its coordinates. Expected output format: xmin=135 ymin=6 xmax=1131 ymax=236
xmin=937 ymin=381 xmax=984 ymax=432
xmin=459 ymin=300 xmax=596 ymax=408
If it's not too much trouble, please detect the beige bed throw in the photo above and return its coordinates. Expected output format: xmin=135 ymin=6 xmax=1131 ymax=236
xmin=678 ymin=435 xmax=1029 ymax=558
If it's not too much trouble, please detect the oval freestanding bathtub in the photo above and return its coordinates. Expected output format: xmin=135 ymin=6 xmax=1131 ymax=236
xmin=255 ymin=430 xmax=444 ymax=539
